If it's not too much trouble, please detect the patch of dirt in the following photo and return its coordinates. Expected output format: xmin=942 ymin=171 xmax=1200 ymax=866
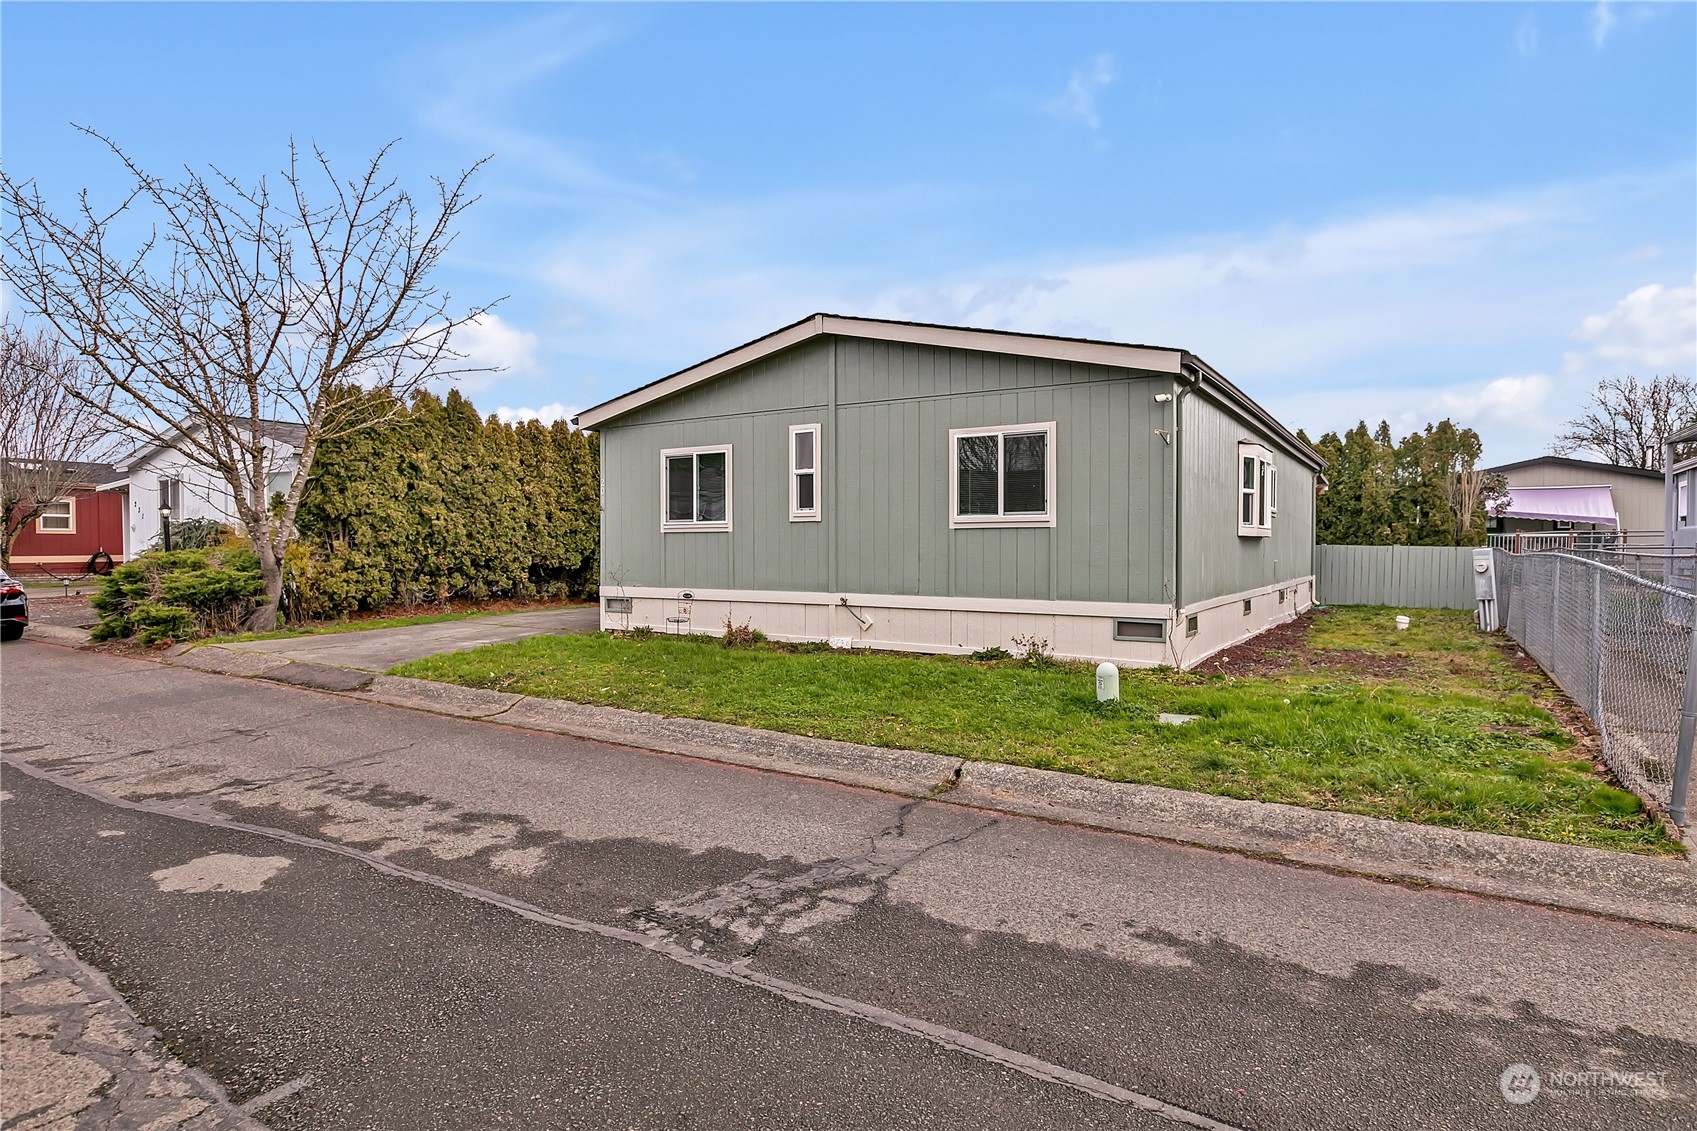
xmin=1192 ymin=611 xmax=1319 ymax=676
xmin=1196 ymin=609 xmax=1418 ymax=679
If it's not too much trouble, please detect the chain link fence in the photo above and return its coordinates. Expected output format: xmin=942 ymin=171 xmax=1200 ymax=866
xmin=1494 ymin=550 xmax=1692 ymax=820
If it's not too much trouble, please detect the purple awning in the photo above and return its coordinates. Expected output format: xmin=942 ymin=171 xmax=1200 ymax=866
xmin=1500 ymin=485 xmax=1618 ymax=527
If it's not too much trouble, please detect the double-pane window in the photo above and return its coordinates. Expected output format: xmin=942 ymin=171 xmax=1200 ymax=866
xmin=662 ymin=447 xmax=731 ymax=529
xmin=951 ymin=423 xmax=1056 ymax=527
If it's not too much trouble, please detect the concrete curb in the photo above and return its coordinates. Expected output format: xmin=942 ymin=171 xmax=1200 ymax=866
xmin=22 ymin=624 xmax=93 ymax=648
xmin=950 ymin=762 xmax=1697 ymax=930
xmin=353 ymin=675 xmax=963 ymax=797
xmin=174 ymin=655 xmax=1697 ymax=930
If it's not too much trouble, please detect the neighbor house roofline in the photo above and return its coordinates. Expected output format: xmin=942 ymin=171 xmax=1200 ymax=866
xmin=572 ymin=313 xmax=1320 ymax=468
xmin=1666 ymin=421 xmax=1697 ymax=447
xmin=1482 ymin=455 xmax=1663 ymax=482
xmin=114 ymin=418 xmax=308 ymax=472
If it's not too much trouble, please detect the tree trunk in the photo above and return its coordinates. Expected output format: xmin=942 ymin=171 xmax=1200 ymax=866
xmin=246 ymin=531 xmax=285 ymax=631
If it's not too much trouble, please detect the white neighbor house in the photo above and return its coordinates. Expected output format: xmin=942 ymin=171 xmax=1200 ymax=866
xmin=112 ymin=421 xmax=306 ymax=558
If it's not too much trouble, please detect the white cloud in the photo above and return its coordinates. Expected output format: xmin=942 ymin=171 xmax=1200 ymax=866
xmin=450 ymin=312 xmax=542 ymax=380
xmin=1270 ymin=374 xmax=1555 ymax=450
xmin=494 ymin=402 xmax=580 ymax=427
xmin=1431 ymin=373 xmax=1554 ymax=429
xmin=1568 ymin=276 xmax=1697 ymax=373
xmin=1591 ymin=2 xmax=1617 ymax=47
xmin=1515 ymin=13 xmax=1539 ymax=57
xmin=861 ymin=185 xmax=1580 ymax=380
xmin=1045 ymin=54 xmax=1114 ymax=130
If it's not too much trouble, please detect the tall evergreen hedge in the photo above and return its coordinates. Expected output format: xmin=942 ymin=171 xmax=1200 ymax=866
xmin=289 ymin=389 xmax=598 ymax=617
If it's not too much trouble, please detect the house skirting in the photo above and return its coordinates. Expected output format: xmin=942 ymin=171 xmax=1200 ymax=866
xmin=601 ymin=581 xmax=1314 ymax=669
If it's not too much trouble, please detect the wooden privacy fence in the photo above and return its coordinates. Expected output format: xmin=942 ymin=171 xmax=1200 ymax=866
xmin=1315 ymin=545 xmax=1477 ymax=610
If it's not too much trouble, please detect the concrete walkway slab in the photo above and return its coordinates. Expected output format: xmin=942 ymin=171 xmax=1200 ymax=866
xmin=211 ymin=607 xmax=598 ymax=671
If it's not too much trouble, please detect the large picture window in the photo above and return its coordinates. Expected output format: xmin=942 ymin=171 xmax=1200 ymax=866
xmin=949 ymin=422 xmax=1057 ymax=528
xmin=1238 ymin=443 xmax=1277 ymax=537
xmin=789 ymin=424 xmax=821 ymax=522
xmin=661 ymin=446 xmax=732 ymax=531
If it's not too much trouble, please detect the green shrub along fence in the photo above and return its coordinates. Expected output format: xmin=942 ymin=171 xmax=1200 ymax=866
xmin=288 ymin=389 xmax=599 ymax=619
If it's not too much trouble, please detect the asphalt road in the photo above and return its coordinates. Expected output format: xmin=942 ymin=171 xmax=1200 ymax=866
xmin=3 ymin=639 xmax=1695 ymax=1130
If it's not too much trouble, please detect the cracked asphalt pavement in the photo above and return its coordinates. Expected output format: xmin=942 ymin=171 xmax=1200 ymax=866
xmin=3 ymin=640 xmax=1695 ymax=1129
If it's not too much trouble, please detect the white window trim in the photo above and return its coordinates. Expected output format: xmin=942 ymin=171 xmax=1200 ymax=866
xmin=660 ymin=445 xmax=733 ymax=532
xmin=948 ymin=421 xmax=1058 ymax=529
xmin=1238 ymin=442 xmax=1275 ymax=538
xmin=789 ymin=423 xmax=822 ymax=523
xmin=36 ymin=497 xmax=76 ymax=535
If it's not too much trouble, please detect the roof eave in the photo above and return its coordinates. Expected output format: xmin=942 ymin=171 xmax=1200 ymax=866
xmin=1181 ymin=354 xmax=1325 ymax=472
xmin=574 ymin=314 xmax=1190 ymax=430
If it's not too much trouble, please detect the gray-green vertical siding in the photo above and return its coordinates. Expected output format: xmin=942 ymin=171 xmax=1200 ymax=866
xmin=599 ymin=336 xmax=1175 ymax=603
xmin=1177 ymin=392 xmax=1317 ymax=606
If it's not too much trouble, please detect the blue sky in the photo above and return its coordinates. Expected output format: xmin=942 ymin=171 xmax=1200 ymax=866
xmin=4 ymin=2 xmax=1694 ymax=462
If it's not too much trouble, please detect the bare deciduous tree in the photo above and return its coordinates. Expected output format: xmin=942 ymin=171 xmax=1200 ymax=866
xmin=0 ymin=321 xmax=117 ymax=570
xmin=1553 ymin=373 xmax=1697 ymax=471
xmin=2 ymin=129 xmax=495 ymax=627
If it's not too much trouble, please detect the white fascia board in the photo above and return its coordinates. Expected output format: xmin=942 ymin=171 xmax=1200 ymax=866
xmin=819 ymin=317 xmax=1184 ymax=374
xmin=575 ymin=315 xmax=1185 ymax=430
xmin=577 ymin=318 xmax=825 ymax=429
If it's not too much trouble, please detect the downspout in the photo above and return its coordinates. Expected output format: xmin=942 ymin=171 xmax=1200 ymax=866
xmin=1171 ymin=365 xmax=1202 ymax=624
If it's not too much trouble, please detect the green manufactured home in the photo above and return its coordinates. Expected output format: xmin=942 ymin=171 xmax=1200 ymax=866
xmin=575 ymin=315 xmax=1321 ymax=668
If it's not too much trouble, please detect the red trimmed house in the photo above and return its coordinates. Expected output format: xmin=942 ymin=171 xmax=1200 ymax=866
xmin=6 ymin=462 xmax=128 ymax=579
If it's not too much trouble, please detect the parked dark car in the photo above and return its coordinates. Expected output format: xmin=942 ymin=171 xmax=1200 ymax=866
xmin=1 ymin=570 xmax=28 ymax=641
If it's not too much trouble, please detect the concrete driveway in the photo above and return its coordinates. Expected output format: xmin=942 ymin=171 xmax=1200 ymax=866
xmin=213 ymin=607 xmax=599 ymax=671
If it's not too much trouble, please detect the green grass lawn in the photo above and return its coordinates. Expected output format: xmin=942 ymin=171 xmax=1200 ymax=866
xmin=393 ymin=607 xmax=1680 ymax=855
xmin=203 ymin=601 xmax=592 ymax=645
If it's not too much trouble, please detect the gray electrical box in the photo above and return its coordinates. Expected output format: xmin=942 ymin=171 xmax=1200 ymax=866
xmin=1472 ymin=547 xmax=1499 ymax=631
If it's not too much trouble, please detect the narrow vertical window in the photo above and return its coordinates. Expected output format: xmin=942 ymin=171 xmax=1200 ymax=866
xmin=660 ymin=446 xmax=733 ymax=530
xmin=789 ymin=424 xmax=821 ymax=522
xmin=1681 ymin=476 xmax=1691 ymax=528
xmin=1240 ymin=455 xmax=1257 ymax=527
xmin=1238 ymin=444 xmax=1275 ymax=537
